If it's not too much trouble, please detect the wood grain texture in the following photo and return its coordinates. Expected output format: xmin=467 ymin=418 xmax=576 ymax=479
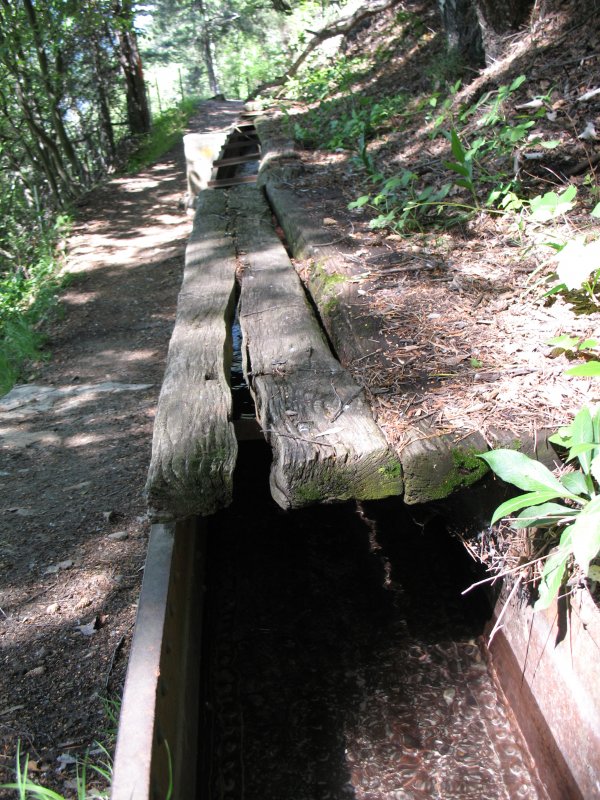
xmin=146 ymin=190 xmax=238 ymax=521
xmin=231 ymin=186 xmax=402 ymax=509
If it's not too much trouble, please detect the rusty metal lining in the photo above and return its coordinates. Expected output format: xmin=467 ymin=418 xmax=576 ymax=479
xmin=111 ymin=519 xmax=205 ymax=800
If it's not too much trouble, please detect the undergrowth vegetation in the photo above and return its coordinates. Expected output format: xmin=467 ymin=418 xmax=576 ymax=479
xmin=126 ymin=96 xmax=201 ymax=172
xmin=0 ymin=207 xmax=71 ymax=395
xmin=0 ymin=694 xmax=119 ymax=799
xmin=0 ymin=96 xmax=201 ymax=396
xmin=278 ymin=3 xmax=600 ymax=609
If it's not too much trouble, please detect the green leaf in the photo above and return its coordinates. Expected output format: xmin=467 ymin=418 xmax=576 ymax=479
xmin=530 ymin=185 xmax=577 ymax=222
xmin=512 ymin=502 xmax=576 ymax=529
xmin=592 ymin=202 xmax=600 ymax=219
xmin=445 ymin=160 xmax=470 ymax=178
xmin=540 ymin=139 xmax=560 ymax=149
xmin=546 ymin=334 xmax=579 ymax=349
xmin=565 ymin=361 xmax=600 ymax=377
xmin=348 ymin=195 xmax=370 ymax=209
xmin=560 ymin=470 xmax=590 ymax=497
xmin=571 ymin=496 xmax=600 ymax=574
xmin=450 ymin=128 xmax=466 ymax=162
xmin=568 ymin=406 xmax=594 ymax=473
xmin=534 ymin=530 xmax=572 ymax=611
xmin=509 ymin=74 xmax=527 ymax=92
xmin=554 ymin=237 xmax=600 ymax=290
xmin=478 ymin=449 xmax=576 ymax=496
xmin=578 ymin=339 xmax=598 ymax=351
xmin=489 ymin=490 xmax=566 ymax=526
xmin=591 ymin=453 xmax=600 ymax=485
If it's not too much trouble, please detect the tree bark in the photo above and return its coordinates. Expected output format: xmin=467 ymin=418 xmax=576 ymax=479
xmin=91 ymin=31 xmax=117 ymax=158
xmin=438 ymin=0 xmax=485 ymax=68
xmin=192 ymin=0 xmax=221 ymax=97
xmin=438 ymin=0 xmax=535 ymax=66
xmin=112 ymin=0 xmax=151 ymax=135
xmin=21 ymin=0 xmax=86 ymax=181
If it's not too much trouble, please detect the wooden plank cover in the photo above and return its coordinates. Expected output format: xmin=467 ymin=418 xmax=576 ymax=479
xmin=231 ymin=186 xmax=403 ymax=509
xmin=145 ymin=190 xmax=238 ymax=520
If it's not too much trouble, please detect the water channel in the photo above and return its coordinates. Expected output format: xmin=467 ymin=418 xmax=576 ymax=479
xmin=196 ymin=441 xmax=547 ymax=800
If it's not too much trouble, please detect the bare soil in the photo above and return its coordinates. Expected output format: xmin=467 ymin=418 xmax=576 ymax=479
xmin=274 ymin=0 xmax=600 ymax=456
xmin=0 ymin=100 xmax=243 ymax=798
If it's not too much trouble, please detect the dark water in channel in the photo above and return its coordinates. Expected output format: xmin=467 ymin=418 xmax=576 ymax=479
xmin=197 ymin=442 xmax=546 ymax=800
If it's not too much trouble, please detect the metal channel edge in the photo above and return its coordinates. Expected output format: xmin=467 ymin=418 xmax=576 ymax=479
xmin=111 ymin=519 xmax=205 ymax=800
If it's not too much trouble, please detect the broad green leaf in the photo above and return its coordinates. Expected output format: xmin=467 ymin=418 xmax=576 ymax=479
xmin=478 ymin=449 xmax=576 ymax=496
xmin=445 ymin=160 xmax=470 ymax=178
xmin=555 ymin=237 xmax=600 ymax=290
xmin=565 ymin=361 xmax=600 ymax=377
xmin=548 ymin=423 xmax=573 ymax=447
xmin=571 ymin=496 xmax=600 ymax=574
xmin=540 ymin=140 xmax=560 ymax=149
xmin=592 ymin=202 xmax=600 ymax=219
xmin=578 ymin=339 xmax=598 ymax=350
xmin=489 ymin=490 xmax=566 ymax=525
xmin=348 ymin=195 xmax=370 ymax=209
xmin=546 ymin=334 xmax=579 ymax=349
xmin=450 ymin=128 xmax=466 ymax=162
xmin=534 ymin=541 xmax=571 ymax=611
xmin=566 ymin=442 xmax=598 ymax=461
xmin=509 ymin=74 xmax=527 ymax=92
xmin=568 ymin=406 xmax=594 ymax=473
xmin=591 ymin=453 xmax=600 ymax=485
xmin=512 ymin=502 xmax=576 ymax=529
xmin=383 ymin=176 xmax=405 ymax=191
xmin=530 ymin=185 xmax=577 ymax=222
xmin=560 ymin=470 xmax=590 ymax=497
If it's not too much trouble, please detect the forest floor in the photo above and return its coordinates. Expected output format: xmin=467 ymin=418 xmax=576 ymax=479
xmin=0 ymin=0 xmax=599 ymax=797
xmin=267 ymin=0 xmax=600 ymax=465
xmin=0 ymin=100 xmax=243 ymax=798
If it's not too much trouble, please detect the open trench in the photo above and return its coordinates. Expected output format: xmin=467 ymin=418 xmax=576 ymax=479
xmin=197 ymin=231 xmax=546 ymax=799
xmin=198 ymin=442 xmax=546 ymax=800
xmin=111 ymin=119 xmax=583 ymax=800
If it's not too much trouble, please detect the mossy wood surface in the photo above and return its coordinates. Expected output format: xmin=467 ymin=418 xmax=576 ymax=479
xmin=258 ymin=151 xmax=547 ymax=504
xmin=145 ymin=190 xmax=238 ymax=521
xmin=232 ymin=185 xmax=402 ymax=508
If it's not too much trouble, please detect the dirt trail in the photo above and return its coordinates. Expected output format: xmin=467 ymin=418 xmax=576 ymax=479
xmin=0 ymin=100 xmax=243 ymax=796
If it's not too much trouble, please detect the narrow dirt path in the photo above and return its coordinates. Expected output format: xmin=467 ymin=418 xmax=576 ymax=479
xmin=0 ymin=100 xmax=243 ymax=796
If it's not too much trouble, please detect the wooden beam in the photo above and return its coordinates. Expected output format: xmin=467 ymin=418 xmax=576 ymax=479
xmin=213 ymin=153 xmax=261 ymax=167
xmin=208 ymin=174 xmax=258 ymax=188
xmin=232 ymin=186 xmax=402 ymax=509
xmin=145 ymin=189 xmax=238 ymax=521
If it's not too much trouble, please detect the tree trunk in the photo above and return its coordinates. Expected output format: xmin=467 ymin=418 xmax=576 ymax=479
xmin=438 ymin=0 xmax=535 ymax=67
xmin=192 ymin=0 xmax=221 ymax=96
xmin=475 ymin=0 xmax=534 ymax=61
xmin=438 ymin=0 xmax=485 ymax=68
xmin=21 ymin=0 xmax=86 ymax=182
xmin=91 ymin=31 xmax=116 ymax=158
xmin=112 ymin=0 xmax=151 ymax=135
xmin=476 ymin=0 xmax=534 ymax=32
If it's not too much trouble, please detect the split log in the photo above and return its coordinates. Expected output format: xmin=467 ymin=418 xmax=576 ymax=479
xmin=145 ymin=190 xmax=238 ymax=521
xmin=231 ymin=186 xmax=402 ymax=509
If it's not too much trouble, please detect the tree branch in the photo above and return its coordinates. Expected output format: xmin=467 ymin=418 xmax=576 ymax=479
xmin=248 ymin=0 xmax=399 ymax=99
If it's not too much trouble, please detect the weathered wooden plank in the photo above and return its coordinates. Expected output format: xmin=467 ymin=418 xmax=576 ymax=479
xmin=145 ymin=190 xmax=238 ymax=521
xmin=208 ymin=174 xmax=258 ymax=188
xmin=231 ymin=186 xmax=402 ymax=509
xmin=213 ymin=153 xmax=261 ymax=167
